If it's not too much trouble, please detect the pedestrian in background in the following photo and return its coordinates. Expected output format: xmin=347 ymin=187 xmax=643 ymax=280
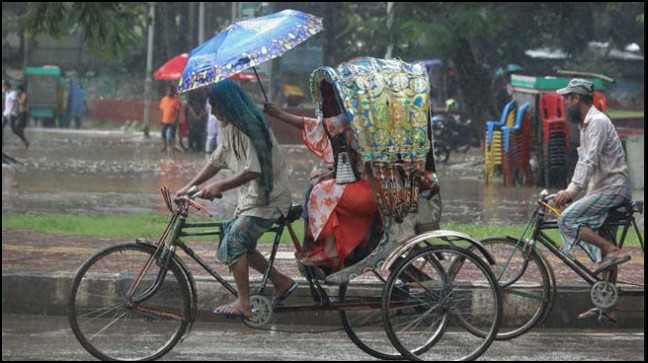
xmin=185 ymin=90 xmax=207 ymax=153
xmin=69 ymin=80 xmax=88 ymax=129
xmin=16 ymin=85 xmax=29 ymax=148
xmin=159 ymin=84 xmax=181 ymax=152
xmin=3 ymin=81 xmax=28 ymax=148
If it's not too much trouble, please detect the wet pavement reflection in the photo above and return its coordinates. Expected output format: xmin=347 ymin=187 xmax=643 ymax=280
xmin=2 ymin=128 xmax=644 ymax=227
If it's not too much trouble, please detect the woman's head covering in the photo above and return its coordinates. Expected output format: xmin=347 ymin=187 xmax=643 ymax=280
xmin=208 ymin=80 xmax=273 ymax=194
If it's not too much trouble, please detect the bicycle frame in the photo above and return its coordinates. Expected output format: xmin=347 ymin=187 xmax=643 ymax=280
xmin=132 ymin=194 xmax=366 ymax=314
xmin=513 ymin=198 xmax=644 ymax=287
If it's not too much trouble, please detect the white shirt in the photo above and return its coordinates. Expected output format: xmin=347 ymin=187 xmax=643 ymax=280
xmin=3 ymin=90 xmax=17 ymax=117
xmin=566 ymin=106 xmax=631 ymax=198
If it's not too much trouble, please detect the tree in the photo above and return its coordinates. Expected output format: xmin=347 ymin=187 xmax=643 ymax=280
xmin=21 ymin=3 xmax=145 ymax=59
xmin=379 ymin=2 xmax=644 ymax=127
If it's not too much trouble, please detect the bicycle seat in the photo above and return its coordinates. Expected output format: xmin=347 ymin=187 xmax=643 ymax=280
xmin=607 ymin=201 xmax=636 ymax=221
xmin=279 ymin=204 xmax=303 ymax=224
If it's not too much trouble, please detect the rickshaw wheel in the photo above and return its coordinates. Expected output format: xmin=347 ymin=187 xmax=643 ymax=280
xmin=339 ymin=271 xmax=405 ymax=360
xmin=382 ymin=245 xmax=502 ymax=361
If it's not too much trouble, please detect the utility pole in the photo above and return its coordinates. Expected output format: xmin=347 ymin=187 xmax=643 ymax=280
xmin=143 ymin=2 xmax=156 ymax=137
xmin=198 ymin=2 xmax=206 ymax=44
xmin=384 ymin=2 xmax=394 ymax=59
xmin=231 ymin=2 xmax=238 ymax=22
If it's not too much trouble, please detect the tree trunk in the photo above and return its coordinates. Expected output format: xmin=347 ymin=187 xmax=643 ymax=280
xmin=322 ymin=3 xmax=339 ymax=66
xmin=188 ymin=2 xmax=196 ymax=48
xmin=454 ymin=38 xmax=494 ymax=130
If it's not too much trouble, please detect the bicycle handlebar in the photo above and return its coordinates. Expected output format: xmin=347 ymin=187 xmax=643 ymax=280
xmin=538 ymin=190 xmax=555 ymax=202
xmin=170 ymin=186 xmax=218 ymax=218
xmin=186 ymin=185 xmax=222 ymax=201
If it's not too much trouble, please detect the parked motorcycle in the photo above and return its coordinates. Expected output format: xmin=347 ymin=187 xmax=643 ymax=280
xmin=431 ymin=113 xmax=480 ymax=160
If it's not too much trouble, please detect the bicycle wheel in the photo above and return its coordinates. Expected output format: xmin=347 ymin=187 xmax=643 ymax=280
xmin=469 ymin=237 xmax=555 ymax=340
xmin=434 ymin=144 xmax=450 ymax=164
xmin=68 ymin=242 xmax=192 ymax=361
xmin=339 ymin=270 xmax=404 ymax=360
xmin=383 ymin=245 xmax=502 ymax=361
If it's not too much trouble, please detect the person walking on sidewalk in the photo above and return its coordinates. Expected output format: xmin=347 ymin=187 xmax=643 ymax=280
xmin=177 ymin=80 xmax=296 ymax=318
xmin=3 ymin=81 xmax=29 ymax=148
xmin=553 ymin=78 xmax=632 ymax=323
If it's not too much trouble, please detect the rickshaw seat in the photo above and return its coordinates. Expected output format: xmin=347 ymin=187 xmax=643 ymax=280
xmin=344 ymin=215 xmax=385 ymax=267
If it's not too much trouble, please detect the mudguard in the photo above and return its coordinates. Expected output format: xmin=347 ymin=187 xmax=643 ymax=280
xmin=135 ymin=238 xmax=198 ymax=340
xmin=379 ymin=230 xmax=496 ymax=273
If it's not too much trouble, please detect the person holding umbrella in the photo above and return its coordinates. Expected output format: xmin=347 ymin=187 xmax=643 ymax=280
xmin=174 ymin=9 xmax=322 ymax=318
xmin=177 ymin=80 xmax=296 ymax=318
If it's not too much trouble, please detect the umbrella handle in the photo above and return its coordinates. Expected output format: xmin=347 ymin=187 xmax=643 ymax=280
xmin=253 ymin=67 xmax=269 ymax=102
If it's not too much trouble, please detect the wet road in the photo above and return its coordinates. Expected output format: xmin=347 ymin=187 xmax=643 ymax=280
xmin=1 ymin=314 xmax=644 ymax=361
xmin=8 ymin=128 xmax=638 ymax=226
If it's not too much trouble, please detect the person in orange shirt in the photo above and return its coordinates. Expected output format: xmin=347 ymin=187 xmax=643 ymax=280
xmin=159 ymin=85 xmax=181 ymax=152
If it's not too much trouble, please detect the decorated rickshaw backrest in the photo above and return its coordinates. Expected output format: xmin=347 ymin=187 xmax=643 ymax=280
xmin=310 ymin=57 xmax=432 ymax=222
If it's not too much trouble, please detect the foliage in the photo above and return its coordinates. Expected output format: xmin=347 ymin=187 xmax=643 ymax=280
xmin=21 ymin=3 xmax=146 ymax=59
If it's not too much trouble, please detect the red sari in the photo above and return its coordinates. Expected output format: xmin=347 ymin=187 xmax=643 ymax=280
xmin=302 ymin=115 xmax=378 ymax=261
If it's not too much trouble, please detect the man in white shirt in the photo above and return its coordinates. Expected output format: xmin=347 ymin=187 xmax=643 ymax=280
xmin=553 ymin=78 xmax=632 ymax=323
xmin=2 ymin=81 xmax=19 ymax=146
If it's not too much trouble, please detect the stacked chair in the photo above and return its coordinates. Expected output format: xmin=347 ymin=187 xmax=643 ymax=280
xmin=501 ymin=102 xmax=532 ymax=185
xmin=540 ymin=93 xmax=570 ymax=187
xmin=484 ymin=100 xmax=517 ymax=184
xmin=484 ymin=101 xmax=517 ymax=184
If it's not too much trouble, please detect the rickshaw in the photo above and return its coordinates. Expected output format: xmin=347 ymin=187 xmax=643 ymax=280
xmin=24 ymin=65 xmax=65 ymax=127
xmin=68 ymin=57 xmax=502 ymax=361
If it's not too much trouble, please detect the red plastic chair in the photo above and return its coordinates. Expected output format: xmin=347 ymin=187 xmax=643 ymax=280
xmin=540 ymin=93 xmax=569 ymax=146
xmin=593 ymin=91 xmax=607 ymax=113
xmin=540 ymin=93 xmax=564 ymax=121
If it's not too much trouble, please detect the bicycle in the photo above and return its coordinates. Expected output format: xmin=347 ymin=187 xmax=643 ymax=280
xmin=460 ymin=189 xmax=644 ymax=340
xmin=68 ymin=186 xmax=503 ymax=361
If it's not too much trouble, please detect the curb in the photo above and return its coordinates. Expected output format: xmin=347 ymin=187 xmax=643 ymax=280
xmin=2 ymin=272 xmax=644 ymax=329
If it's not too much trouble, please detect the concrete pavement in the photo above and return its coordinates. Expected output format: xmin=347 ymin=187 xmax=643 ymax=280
xmin=2 ymin=228 xmax=644 ymax=330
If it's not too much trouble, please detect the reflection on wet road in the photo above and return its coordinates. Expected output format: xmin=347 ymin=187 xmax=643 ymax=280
xmin=2 ymin=128 xmax=644 ymax=227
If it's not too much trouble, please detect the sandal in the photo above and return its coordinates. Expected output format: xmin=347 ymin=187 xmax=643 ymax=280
xmin=212 ymin=303 xmax=252 ymax=319
xmin=577 ymin=307 xmax=617 ymax=324
xmin=592 ymin=254 xmax=631 ymax=275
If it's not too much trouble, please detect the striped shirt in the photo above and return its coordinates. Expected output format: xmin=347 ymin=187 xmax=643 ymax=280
xmin=566 ymin=106 xmax=631 ymax=198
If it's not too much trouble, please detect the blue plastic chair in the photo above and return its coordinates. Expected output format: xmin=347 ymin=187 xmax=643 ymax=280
xmin=486 ymin=100 xmax=516 ymax=148
xmin=502 ymin=102 xmax=529 ymax=153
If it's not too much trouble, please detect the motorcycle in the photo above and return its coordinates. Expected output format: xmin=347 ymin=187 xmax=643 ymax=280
xmin=431 ymin=113 xmax=480 ymax=161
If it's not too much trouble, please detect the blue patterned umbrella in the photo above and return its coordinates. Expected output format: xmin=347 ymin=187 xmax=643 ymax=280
xmin=178 ymin=9 xmax=323 ymax=98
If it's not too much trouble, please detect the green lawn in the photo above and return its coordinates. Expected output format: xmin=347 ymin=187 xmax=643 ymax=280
xmin=607 ymin=108 xmax=644 ymax=119
xmin=3 ymin=214 xmax=643 ymax=247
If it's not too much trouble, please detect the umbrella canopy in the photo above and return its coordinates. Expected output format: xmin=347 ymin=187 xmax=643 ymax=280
xmin=154 ymin=53 xmax=189 ymax=80
xmin=178 ymin=9 xmax=323 ymax=94
xmin=495 ymin=63 xmax=523 ymax=77
xmin=228 ymin=72 xmax=268 ymax=81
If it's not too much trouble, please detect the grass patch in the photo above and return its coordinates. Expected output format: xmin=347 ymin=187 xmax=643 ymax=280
xmin=607 ymin=108 xmax=644 ymax=119
xmin=2 ymin=214 xmax=642 ymax=247
xmin=442 ymin=222 xmax=644 ymax=248
xmin=1 ymin=213 xmax=304 ymax=243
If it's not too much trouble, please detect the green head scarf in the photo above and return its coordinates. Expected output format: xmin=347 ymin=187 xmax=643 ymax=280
xmin=208 ymin=80 xmax=273 ymax=195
